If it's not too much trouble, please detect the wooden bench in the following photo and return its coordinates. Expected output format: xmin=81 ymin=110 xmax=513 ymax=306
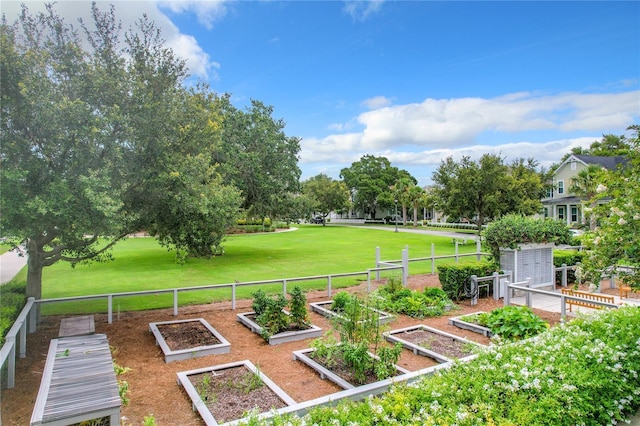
xmin=620 ymin=285 xmax=634 ymax=298
xmin=59 ymin=315 xmax=95 ymax=337
xmin=31 ymin=334 xmax=121 ymax=426
xmin=561 ymin=288 xmax=615 ymax=312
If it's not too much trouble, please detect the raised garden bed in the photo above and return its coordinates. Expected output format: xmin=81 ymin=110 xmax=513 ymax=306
xmin=236 ymin=311 xmax=322 ymax=345
xmin=384 ymin=324 xmax=481 ymax=363
xmin=448 ymin=312 xmax=493 ymax=337
xmin=292 ymin=347 xmax=410 ymax=389
xmin=309 ymin=300 xmax=394 ymax=324
xmin=149 ymin=318 xmax=230 ymax=363
xmin=177 ymin=360 xmax=295 ymax=425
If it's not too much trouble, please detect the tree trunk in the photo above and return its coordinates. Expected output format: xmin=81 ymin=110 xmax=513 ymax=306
xmin=25 ymin=247 xmax=44 ymax=300
xmin=413 ymin=207 xmax=418 ymax=227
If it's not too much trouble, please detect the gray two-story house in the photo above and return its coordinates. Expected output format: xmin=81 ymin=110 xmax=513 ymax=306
xmin=541 ymin=154 xmax=627 ymax=227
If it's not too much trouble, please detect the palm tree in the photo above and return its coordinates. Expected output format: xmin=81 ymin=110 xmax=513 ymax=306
xmin=569 ymin=164 xmax=603 ymax=230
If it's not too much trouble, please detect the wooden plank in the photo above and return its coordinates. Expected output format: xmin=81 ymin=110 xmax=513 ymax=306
xmin=31 ymin=334 xmax=120 ymax=426
xmin=58 ymin=315 xmax=95 ymax=337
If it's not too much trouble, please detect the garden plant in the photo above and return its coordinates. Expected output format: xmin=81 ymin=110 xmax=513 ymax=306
xmin=460 ymin=305 xmax=549 ymax=341
xmin=311 ymin=293 xmax=402 ymax=384
xmin=371 ymin=276 xmax=453 ymax=318
xmin=251 ymin=286 xmax=310 ymax=339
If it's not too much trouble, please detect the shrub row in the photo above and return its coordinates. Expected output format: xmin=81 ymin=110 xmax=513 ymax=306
xmin=437 ymin=260 xmax=497 ymax=301
xmin=0 ymin=281 xmax=26 ymax=346
xmin=246 ymin=306 xmax=640 ymax=425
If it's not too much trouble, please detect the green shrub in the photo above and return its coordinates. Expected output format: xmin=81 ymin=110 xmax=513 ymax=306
xmin=0 ymin=282 xmax=26 ymax=346
xmin=474 ymin=305 xmax=548 ymax=341
xmin=554 ymin=249 xmax=585 ymax=284
xmin=373 ymin=280 xmax=452 ymax=318
xmin=484 ymin=214 xmax=572 ymax=260
xmin=330 ymin=291 xmax=352 ymax=313
xmin=437 ymin=260 xmax=497 ymax=301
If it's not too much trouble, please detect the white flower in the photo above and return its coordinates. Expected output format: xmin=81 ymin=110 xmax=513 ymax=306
xmin=618 ymin=217 xmax=627 ymax=226
xmin=597 ymin=184 xmax=607 ymax=193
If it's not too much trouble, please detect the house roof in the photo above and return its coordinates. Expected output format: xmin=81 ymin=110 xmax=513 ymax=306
xmin=570 ymin=154 xmax=628 ymax=170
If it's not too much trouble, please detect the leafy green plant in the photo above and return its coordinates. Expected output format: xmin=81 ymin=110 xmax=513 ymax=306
xmin=474 ymin=306 xmax=548 ymax=341
xmin=0 ymin=281 xmax=26 ymax=346
xmin=312 ymin=294 xmax=400 ymax=385
xmin=196 ymin=372 xmax=214 ymax=402
xmin=252 ymin=286 xmax=310 ymax=339
xmin=251 ymin=289 xmax=270 ymax=316
xmin=288 ymin=286 xmax=308 ymax=328
xmin=256 ymin=293 xmax=289 ymax=338
xmin=329 ymin=291 xmax=351 ymax=312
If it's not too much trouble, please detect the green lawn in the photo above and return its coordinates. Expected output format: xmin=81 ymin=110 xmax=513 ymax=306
xmin=35 ymin=225 xmax=482 ymax=314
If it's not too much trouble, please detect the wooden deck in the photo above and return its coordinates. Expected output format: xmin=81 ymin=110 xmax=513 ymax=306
xmin=30 ymin=334 xmax=121 ymax=426
xmin=58 ymin=315 xmax=95 ymax=337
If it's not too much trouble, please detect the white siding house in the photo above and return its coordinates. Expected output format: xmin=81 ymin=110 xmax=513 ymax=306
xmin=541 ymin=154 xmax=627 ymax=227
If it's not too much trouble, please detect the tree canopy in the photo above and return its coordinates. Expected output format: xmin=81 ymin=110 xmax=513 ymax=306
xmin=0 ymin=4 xmax=249 ymax=298
xmin=215 ymin=97 xmax=301 ymax=220
xmin=432 ymin=154 xmax=544 ymax=234
xmin=302 ymin=174 xmax=350 ymax=224
xmin=340 ymin=155 xmax=415 ymax=219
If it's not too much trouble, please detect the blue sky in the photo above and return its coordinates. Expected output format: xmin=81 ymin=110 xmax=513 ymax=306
xmin=5 ymin=1 xmax=640 ymax=186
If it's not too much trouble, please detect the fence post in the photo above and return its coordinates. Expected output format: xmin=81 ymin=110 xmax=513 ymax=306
xmin=173 ymin=289 xmax=178 ymax=316
xmin=232 ymin=281 xmax=236 ymax=310
xmin=28 ymin=297 xmax=37 ymax=333
xmin=402 ymin=248 xmax=408 ymax=286
xmin=476 ymin=239 xmax=482 ymax=261
xmin=7 ymin=336 xmax=16 ymax=388
xmin=504 ymin=280 xmax=511 ymax=306
xmin=283 ymin=279 xmax=287 ymax=296
xmin=108 ymin=294 xmax=113 ymax=324
xmin=560 ymin=294 xmax=567 ymax=322
xmin=375 ymin=247 xmax=381 ymax=281
xmin=525 ymin=278 xmax=532 ymax=308
xmin=492 ymin=272 xmax=499 ymax=300
xmin=367 ymin=271 xmax=371 ymax=292
xmin=431 ymin=243 xmax=435 ymax=274
xmin=561 ymin=263 xmax=567 ymax=288
xmin=19 ymin=321 xmax=26 ymax=358
xmin=327 ymin=276 xmax=332 ymax=297
xmin=470 ymin=275 xmax=478 ymax=306
xmin=455 ymin=242 xmax=459 ymax=263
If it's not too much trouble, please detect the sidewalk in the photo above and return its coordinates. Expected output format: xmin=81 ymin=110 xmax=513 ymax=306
xmin=0 ymin=248 xmax=28 ymax=284
xmin=510 ymin=286 xmax=640 ymax=314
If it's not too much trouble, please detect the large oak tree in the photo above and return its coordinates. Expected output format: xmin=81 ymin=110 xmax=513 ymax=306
xmin=0 ymin=4 xmax=241 ymax=299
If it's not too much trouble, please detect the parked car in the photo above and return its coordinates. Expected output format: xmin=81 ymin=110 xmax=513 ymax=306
xmin=383 ymin=215 xmax=402 ymax=224
xmin=310 ymin=216 xmax=324 ymax=224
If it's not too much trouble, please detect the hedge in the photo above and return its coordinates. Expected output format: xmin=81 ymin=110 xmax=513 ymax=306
xmin=554 ymin=249 xmax=586 ymax=284
xmin=437 ymin=260 xmax=497 ymax=301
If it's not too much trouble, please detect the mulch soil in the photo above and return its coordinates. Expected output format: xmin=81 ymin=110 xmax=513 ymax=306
xmin=1 ymin=274 xmax=566 ymax=425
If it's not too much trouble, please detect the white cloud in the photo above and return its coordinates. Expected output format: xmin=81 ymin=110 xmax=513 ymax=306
xmin=354 ymin=91 xmax=639 ymax=149
xmin=2 ymin=0 xmax=217 ymax=80
xmin=361 ymin=95 xmax=393 ymax=110
xmin=343 ymin=0 xmax=384 ymax=21
xmin=157 ymin=0 xmax=231 ymax=30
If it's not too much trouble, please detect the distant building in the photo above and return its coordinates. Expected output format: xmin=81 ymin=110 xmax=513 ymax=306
xmin=541 ymin=154 xmax=627 ymax=226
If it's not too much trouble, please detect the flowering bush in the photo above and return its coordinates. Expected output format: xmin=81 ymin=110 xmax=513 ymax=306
xmin=241 ymin=306 xmax=640 ymax=425
xmin=581 ymin=126 xmax=640 ymax=290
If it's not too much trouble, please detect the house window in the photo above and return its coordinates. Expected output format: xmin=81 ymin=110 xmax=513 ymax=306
xmin=571 ymin=206 xmax=578 ymax=222
xmin=543 ymin=207 xmax=549 ymax=218
xmin=571 ymin=161 xmax=577 ymax=171
xmin=557 ymin=180 xmax=564 ymax=195
xmin=545 ymin=187 xmax=553 ymax=198
xmin=558 ymin=206 xmax=566 ymax=220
